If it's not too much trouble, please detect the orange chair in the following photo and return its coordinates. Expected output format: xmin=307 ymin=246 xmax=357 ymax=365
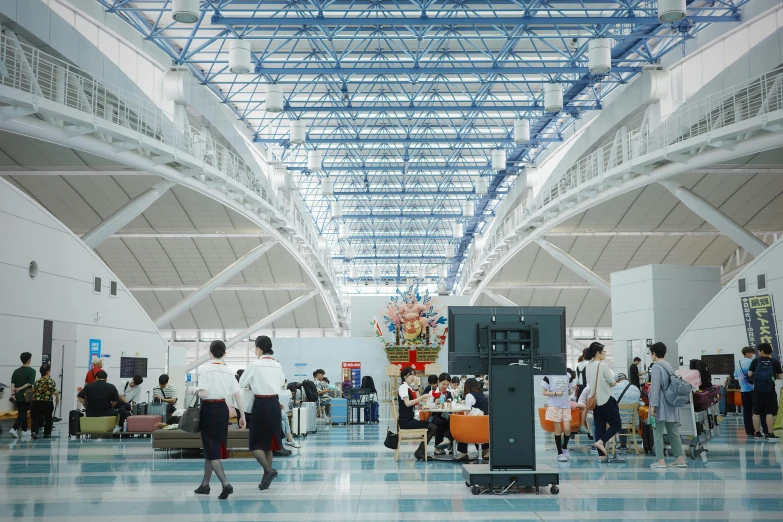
xmin=537 ymin=407 xmax=582 ymax=434
xmin=419 ymin=411 xmax=430 ymax=422
xmin=450 ymin=414 xmax=489 ymax=463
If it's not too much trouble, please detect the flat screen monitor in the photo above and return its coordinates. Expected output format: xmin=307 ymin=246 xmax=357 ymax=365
xmin=447 ymin=306 xmax=566 ymax=375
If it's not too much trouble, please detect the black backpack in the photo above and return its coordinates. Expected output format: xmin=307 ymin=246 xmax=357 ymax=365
xmin=689 ymin=359 xmax=712 ymax=390
xmin=300 ymin=380 xmax=319 ymax=402
xmin=752 ymin=358 xmax=776 ymax=393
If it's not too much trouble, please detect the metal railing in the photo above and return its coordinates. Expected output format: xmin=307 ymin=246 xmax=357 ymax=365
xmin=0 ymin=33 xmax=340 ymax=300
xmin=461 ymin=67 xmax=783 ymax=290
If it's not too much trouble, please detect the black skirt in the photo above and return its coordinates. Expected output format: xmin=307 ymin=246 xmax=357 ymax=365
xmin=200 ymin=401 xmax=229 ymax=460
xmin=249 ymin=395 xmax=282 ymax=451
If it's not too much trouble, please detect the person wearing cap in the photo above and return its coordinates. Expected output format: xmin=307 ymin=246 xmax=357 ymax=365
xmin=611 ymin=373 xmax=641 ymax=451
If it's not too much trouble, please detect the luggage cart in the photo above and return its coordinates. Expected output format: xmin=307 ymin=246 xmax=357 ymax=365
xmin=676 ymin=392 xmax=722 ymax=459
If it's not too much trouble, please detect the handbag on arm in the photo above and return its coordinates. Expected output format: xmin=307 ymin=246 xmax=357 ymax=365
xmin=586 ymin=363 xmax=601 ymax=411
xmin=178 ymin=396 xmax=201 ymax=433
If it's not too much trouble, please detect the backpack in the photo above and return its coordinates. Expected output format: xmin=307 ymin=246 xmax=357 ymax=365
xmin=300 ymin=379 xmax=319 ymax=402
xmin=662 ymin=365 xmax=692 ymax=408
xmin=689 ymin=359 xmax=712 ymax=390
xmin=752 ymin=358 xmax=776 ymax=393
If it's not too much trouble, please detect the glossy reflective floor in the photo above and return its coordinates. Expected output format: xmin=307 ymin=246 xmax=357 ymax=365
xmin=1 ymin=411 xmax=782 ymax=521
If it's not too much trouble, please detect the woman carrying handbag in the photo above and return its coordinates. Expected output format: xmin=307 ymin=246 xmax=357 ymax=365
xmin=193 ymin=340 xmax=247 ymax=499
xmin=585 ymin=342 xmax=622 ymax=462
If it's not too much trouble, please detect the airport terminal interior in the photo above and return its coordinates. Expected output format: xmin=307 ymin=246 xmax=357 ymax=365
xmin=2 ymin=0 xmax=783 ymax=520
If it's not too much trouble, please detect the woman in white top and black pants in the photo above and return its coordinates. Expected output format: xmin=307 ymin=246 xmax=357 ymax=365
xmin=398 ymin=366 xmax=436 ymax=461
xmin=584 ymin=342 xmax=621 ymax=461
xmin=239 ymin=335 xmax=286 ymax=491
xmin=194 ymin=341 xmax=246 ymax=499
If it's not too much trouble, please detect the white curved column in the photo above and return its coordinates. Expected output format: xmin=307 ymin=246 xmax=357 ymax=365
xmin=534 ymin=239 xmax=611 ymax=297
xmin=82 ymin=179 xmax=177 ymax=248
xmin=483 ymin=289 xmax=517 ymax=307
xmin=659 ymin=180 xmax=768 ymax=257
xmin=154 ymin=240 xmax=278 ymax=328
xmin=185 ymin=289 xmax=319 ymax=372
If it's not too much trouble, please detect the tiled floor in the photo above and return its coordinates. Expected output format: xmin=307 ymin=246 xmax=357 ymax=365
xmin=1 ymin=411 xmax=782 ymax=521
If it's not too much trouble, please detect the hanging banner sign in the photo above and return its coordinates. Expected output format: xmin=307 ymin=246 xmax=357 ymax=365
xmin=741 ymin=294 xmax=781 ymax=360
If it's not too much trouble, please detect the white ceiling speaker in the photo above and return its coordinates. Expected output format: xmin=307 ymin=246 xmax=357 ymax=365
xmin=344 ymin=245 xmax=355 ymax=260
xmin=452 ymin=222 xmax=464 ymax=239
xmin=266 ymin=84 xmax=284 ymax=112
xmin=372 ymin=266 xmax=381 ymax=280
xmin=317 ymin=235 xmax=327 ymax=251
xmin=543 ymin=83 xmax=563 ymax=113
xmin=321 ymin=177 xmax=334 ymax=196
xmin=228 ymin=39 xmax=252 ymax=74
xmin=658 ymin=0 xmax=686 ymax=23
xmin=349 ymin=265 xmax=358 ymax=278
xmin=308 ymin=150 xmax=323 ymax=171
xmin=331 ymin=201 xmax=343 ymax=219
xmin=171 ymin=0 xmax=200 ymax=24
xmin=475 ymin=177 xmax=488 ymax=196
xmin=514 ymin=118 xmax=530 ymax=144
xmin=462 ymin=200 xmax=474 ymax=218
xmin=416 ymin=266 xmax=426 ymax=280
xmin=492 ymin=149 xmax=506 ymax=172
xmin=439 ymin=266 xmax=448 ymax=279
xmin=588 ymin=38 xmax=612 ymax=75
xmin=338 ymin=223 xmax=350 ymax=240
xmin=290 ymin=120 xmax=306 ymax=144
xmin=162 ymin=70 xmax=190 ymax=105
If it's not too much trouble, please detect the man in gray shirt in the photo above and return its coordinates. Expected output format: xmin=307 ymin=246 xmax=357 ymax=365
xmin=120 ymin=375 xmax=143 ymax=406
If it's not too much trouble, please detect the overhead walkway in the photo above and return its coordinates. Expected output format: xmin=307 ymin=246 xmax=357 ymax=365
xmin=460 ymin=67 xmax=783 ymax=301
xmin=0 ymin=32 xmax=346 ymax=330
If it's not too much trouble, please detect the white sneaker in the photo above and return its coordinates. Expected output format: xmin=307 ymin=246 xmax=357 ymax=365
xmin=557 ymin=453 xmax=568 ymax=462
xmin=112 ymin=426 xmax=121 ymax=434
xmin=9 ymin=429 xmax=18 ymax=438
xmin=20 ymin=432 xmax=31 ymax=442
xmin=285 ymin=440 xmax=301 ymax=449
xmin=562 ymin=449 xmax=570 ymax=460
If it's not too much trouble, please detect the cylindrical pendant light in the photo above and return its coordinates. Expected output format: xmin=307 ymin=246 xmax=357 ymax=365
xmin=272 ymin=167 xmax=288 ymax=190
xmin=588 ymin=38 xmax=612 ymax=75
xmin=338 ymin=223 xmax=350 ymax=240
xmin=514 ymin=118 xmax=530 ymax=144
xmin=344 ymin=245 xmax=355 ymax=260
xmin=307 ymin=150 xmax=322 ymax=171
xmin=317 ymin=235 xmax=327 ymax=251
xmin=544 ymin=83 xmax=563 ymax=113
xmin=321 ymin=177 xmax=333 ymax=196
xmin=266 ymin=84 xmax=284 ymax=112
xmin=439 ymin=266 xmax=448 ymax=279
xmin=475 ymin=177 xmax=488 ymax=196
xmin=372 ymin=266 xmax=381 ymax=280
xmin=452 ymin=223 xmax=464 ymax=239
xmin=349 ymin=266 xmax=358 ymax=279
xmin=658 ymin=0 xmax=686 ymax=23
xmin=492 ymin=149 xmax=506 ymax=172
xmin=331 ymin=201 xmax=343 ymax=219
xmin=171 ymin=0 xmax=200 ymax=24
xmin=416 ymin=266 xmax=426 ymax=280
xmin=462 ymin=200 xmax=474 ymax=217
xmin=290 ymin=120 xmax=306 ymax=144
xmin=475 ymin=232 xmax=487 ymax=250
xmin=444 ymin=247 xmax=454 ymax=259
xmin=228 ymin=39 xmax=252 ymax=74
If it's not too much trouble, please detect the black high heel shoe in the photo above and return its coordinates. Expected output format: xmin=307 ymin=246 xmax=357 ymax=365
xmin=218 ymin=484 xmax=233 ymax=500
xmin=194 ymin=485 xmax=210 ymax=495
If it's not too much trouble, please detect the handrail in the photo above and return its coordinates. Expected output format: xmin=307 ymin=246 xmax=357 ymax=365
xmin=460 ymin=67 xmax=783 ymax=291
xmin=0 ymin=33 xmax=341 ymax=302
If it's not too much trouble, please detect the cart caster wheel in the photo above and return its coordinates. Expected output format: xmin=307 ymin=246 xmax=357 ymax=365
xmin=470 ymin=485 xmax=480 ymax=495
xmin=550 ymin=485 xmax=559 ymax=495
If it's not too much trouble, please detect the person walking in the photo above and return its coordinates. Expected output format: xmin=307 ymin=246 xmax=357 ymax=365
xmin=629 ymin=357 xmax=646 ymax=389
xmin=747 ymin=342 xmax=782 ymax=441
xmin=648 ymin=342 xmax=687 ymax=469
xmin=239 ymin=335 xmax=286 ymax=491
xmin=542 ymin=372 xmax=574 ymax=461
xmin=585 ymin=342 xmax=621 ymax=462
xmin=30 ymin=364 xmax=59 ymax=439
xmin=10 ymin=352 xmax=36 ymax=440
xmin=194 ymin=340 xmax=246 ymax=499
xmin=735 ymin=346 xmax=762 ymax=437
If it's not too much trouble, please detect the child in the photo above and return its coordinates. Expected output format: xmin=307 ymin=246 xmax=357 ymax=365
xmin=542 ymin=373 xmax=573 ymax=461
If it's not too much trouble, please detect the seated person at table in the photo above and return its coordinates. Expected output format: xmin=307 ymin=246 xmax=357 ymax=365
xmin=422 ymin=374 xmax=438 ymax=395
xmin=398 ymin=366 xmax=436 ymax=461
xmin=542 ymin=372 xmax=574 ymax=462
xmin=611 ymin=373 xmax=641 ymax=451
xmin=449 ymin=376 xmax=462 ymax=400
xmin=430 ymin=373 xmax=454 ymax=455
xmin=455 ymin=378 xmax=489 ymax=462
xmin=77 ymin=370 xmax=121 ymax=432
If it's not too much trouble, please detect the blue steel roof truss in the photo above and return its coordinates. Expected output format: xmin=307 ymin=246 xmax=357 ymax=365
xmin=98 ymin=0 xmax=745 ymax=290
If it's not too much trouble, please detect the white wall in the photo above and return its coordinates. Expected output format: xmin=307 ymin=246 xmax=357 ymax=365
xmin=679 ymin=239 xmax=783 ymax=382
xmin=0 ymin=177 xmax=167 ymax=413
xmin=611 ymin=265 xmax=720 ymax=374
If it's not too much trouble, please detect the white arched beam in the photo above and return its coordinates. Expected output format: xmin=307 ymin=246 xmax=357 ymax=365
xmin=534 ymin=239 xmax=611 ymax=297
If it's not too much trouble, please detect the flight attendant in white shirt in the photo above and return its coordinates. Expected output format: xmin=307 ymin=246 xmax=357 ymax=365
xmin=194 ymin=341 xmax=246 ymax=500
xmin=239 ymin=335 xmax=286 ymax=491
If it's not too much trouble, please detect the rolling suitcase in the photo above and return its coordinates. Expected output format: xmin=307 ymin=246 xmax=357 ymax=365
xmin=135 ymin=403 xmax=148 ymax=416
xmin=303 ymin=401 xmax=317 ymax=433
xmin=364 ymin=400 xmax=380 ymax=423
xmin=147 ymin=401 xmax=169 ymax=421
xmin=331 ymin=398 xmax=348 ymax=425
xmin=68 ymin=410 xmax=83 ymax=436
xmin=291 ymin=407 xmax=312 ymax=436
xmin=693 ymin=385 xmax=721 ymax=412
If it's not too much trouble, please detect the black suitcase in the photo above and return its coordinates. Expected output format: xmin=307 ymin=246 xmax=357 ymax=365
xmin=135 ymin=403 xmax=148 ymax=415
xmin=68 ymin=410 xmax=83 ymax=436
xmin=642 ymin=419 xmax=670 ymax=455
